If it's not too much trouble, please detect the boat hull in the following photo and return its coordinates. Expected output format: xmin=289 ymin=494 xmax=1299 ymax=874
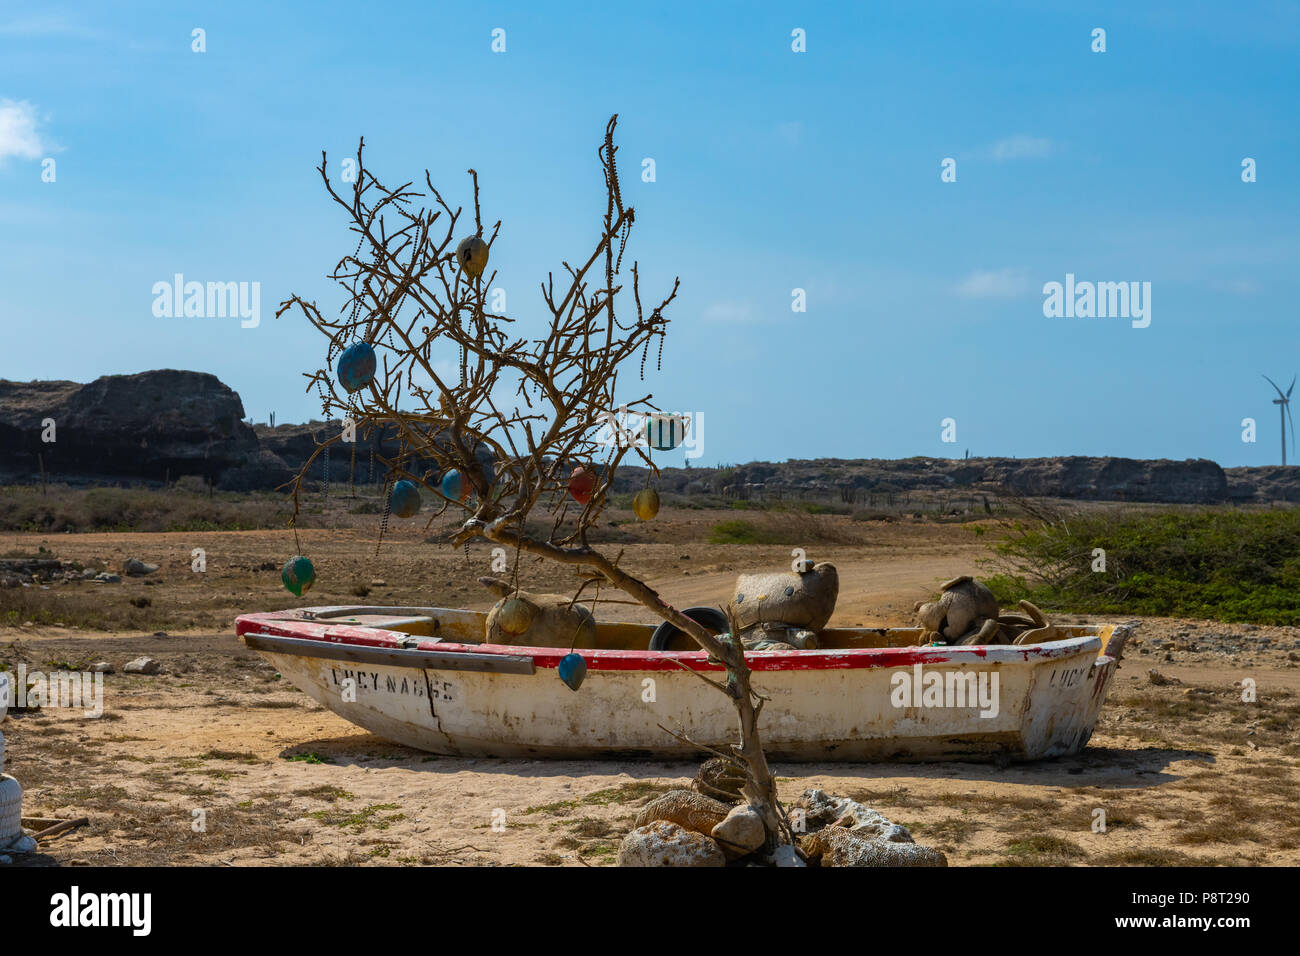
xmin=237 ymin=608 xmax=1129 ymax=762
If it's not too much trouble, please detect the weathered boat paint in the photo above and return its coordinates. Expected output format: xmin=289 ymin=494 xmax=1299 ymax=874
xmin=235 ymin=607 xmax=1131 ymax=762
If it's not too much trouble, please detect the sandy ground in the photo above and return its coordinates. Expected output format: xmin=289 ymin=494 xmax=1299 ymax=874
xmin=3 ymin=509 xmax=1299 ymax=866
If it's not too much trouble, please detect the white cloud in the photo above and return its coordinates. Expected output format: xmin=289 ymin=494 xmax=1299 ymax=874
xmin=1208 ymin=278 xmax=1260 ymax=295
xmin=955 ymin=268 xmax=1030 ymax=299
xmin=702 ymin=301 xmax=755 ymax=323
xmin=0 ymin=99 xmax=47 ymax=162
xmin=987 ymin=134 xmax=1053 ymax=161
xmin=0 ymin=15 xmax=99 ymax=38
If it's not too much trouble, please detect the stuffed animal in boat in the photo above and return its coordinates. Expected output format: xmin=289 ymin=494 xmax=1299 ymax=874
xmin=914 ymin=576 xmax=999 ymax=644
xmin=477 ymin=577 xmax=599 ymax=649
xmin=914 ymin=576 xmax=1053 ymax=645
xmin=728 ymin=561 xmax=838 ymax=634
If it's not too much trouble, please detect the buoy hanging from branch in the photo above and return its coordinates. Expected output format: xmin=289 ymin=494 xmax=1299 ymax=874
xmin=632 ymin=488 xmax=660 ymax=521
xmin=567 ymin=466 xmax=597 ymax=506
xmin=441 ymin=469 xmax=472 ymax=503
xmin=645 ymin=412 xmax=688 ymax=452
xmin=497 ymin=597 xmax=536 ymax=637
xmin=390 ymin=479 xmax=421 ymax=518
xmin=336 ymin=341 xmax=376 ymax=394
xmin=557 ymin=653 xmax=587 ymax=691
xmin=456 ymin=236 xmax=489 ymax=278
xmin=281 ymin=555 xmax=316 ymax=597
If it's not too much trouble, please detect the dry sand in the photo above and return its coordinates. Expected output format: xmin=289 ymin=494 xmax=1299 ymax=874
xmin=3 ymin=510 xmax=1299 ymax=866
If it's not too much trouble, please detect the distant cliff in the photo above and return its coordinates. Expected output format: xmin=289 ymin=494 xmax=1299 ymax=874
xmin=610 ymin=456 xmax=1233 ymax=505
xmin=0 ymin=370 xmax=257 ymax=482
xmin=2 ymin=371 xmax=1298 ymax=503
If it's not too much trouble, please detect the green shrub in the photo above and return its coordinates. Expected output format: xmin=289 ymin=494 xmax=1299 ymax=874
xmin=986 ymin=508 xmax=1300 ymax=624
xmin=709 ymin=519 xmax=772 ymax=544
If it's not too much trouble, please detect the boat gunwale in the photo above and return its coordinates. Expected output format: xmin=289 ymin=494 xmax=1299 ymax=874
xmin=235 ymin=608 xmax=1109 ymax=673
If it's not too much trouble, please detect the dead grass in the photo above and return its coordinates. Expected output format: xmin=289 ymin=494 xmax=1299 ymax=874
xmin=1001 ymin=834 xmax=1087 ymax=864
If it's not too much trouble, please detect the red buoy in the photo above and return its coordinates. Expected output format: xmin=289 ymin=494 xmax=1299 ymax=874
xmin=568 ymin=467 xmax=597 ymax=506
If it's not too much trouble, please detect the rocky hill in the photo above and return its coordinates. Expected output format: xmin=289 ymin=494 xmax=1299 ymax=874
xmin=3 ymin=371 xmax=1299 ymax=503
xmin=0 ymin=370 xmax=257 ymax=483
xmin=613 ymin=456 xmax=1238 ymax=505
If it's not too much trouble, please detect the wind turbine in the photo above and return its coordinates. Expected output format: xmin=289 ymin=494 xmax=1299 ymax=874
xmin=1262 ymin=374 xmax=1296 ymax=465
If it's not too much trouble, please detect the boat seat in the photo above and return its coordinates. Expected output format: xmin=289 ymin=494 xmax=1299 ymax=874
xmin=320 ymin=613 xmax=440 ymax=637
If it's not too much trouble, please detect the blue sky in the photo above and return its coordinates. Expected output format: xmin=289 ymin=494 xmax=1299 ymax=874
xmin=1 ymin=0 xmax=1298 ymax=467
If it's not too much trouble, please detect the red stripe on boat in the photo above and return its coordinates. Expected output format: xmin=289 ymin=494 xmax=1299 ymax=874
xmin=235 ymin=613 xmax=1083 ymax=672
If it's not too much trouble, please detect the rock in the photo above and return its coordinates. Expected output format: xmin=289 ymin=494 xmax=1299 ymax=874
xmin=710 ymin=804 xmax=766 ymax=859
xmin=693 ymin=757 xmax=746 ymax=803
xmin=768 ymin=844 xmax=806 ymax=867
xmin=729 ymin=562 xmax=839 ymax=632
xmin=802 ymin=827 xmax=947 ymax=867
xmin=122 ymin=558 xmax=159 ymax=576
xmin=0 ymin=371 xmax=259 ymax=483
xmin=617 ymin=821 xmax=726 ymax=867
xmin=124 ymin=657 xmax=161 ymax=675
xmin=89 ymin=661 xmax=114 ymax=674
xmin=94 ymin=572 xmax=122 ymax=583
xmin=793 ymin=788 xmax=913 ymax=842
xmin=634 ymin=790 xmax=732 ymax=835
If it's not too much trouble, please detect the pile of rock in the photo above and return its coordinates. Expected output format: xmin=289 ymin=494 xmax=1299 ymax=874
xmin=0 ymin=558 xmax=80 ymax=589
xmin=792 ymin=788 xmax=947 ymax=867
xmin=616 ymin=771 xmax=947 ymax=868
xmin=616 ymin=791 xmax=765 ymax=867
xmin=0 ymin=556 xmax=161 ymax=590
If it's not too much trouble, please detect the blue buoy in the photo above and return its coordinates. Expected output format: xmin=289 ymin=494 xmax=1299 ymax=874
xmin=441 ymin=469 xmax=471 ymax=502
xmin=336 ymin=341 xmax=376 ymax=394
xmin=390 ymin=479 xmax=421 ymax=518
xmin=557 ymin=653 xmax=587 ymax=691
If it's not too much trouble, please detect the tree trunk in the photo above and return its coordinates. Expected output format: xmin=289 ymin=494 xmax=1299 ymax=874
xmin=477 ymin=522 xmax=789 ymax=847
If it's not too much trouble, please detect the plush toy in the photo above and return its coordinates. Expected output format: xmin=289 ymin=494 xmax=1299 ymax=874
xmin=728 ymin=562 xmax=838 ymax=634
xmin=478 ymin=577 xmax=599 ymax=648
xmin=913 ymin=575 xmax=1000 ymax=644
xmin=914 ymin=577 xmax=1055 ymax=646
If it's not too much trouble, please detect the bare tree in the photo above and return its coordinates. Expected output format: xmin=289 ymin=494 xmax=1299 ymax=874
xmin=278 ymin=116 xmax=792 ymax=851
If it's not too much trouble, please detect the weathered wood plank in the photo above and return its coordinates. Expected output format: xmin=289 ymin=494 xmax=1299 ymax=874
xmin=241 ymin=633 xmax=536 ymax=675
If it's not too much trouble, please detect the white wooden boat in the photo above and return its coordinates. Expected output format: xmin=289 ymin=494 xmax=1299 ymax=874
xmin=235 ymin=606 xmax=1132 ymax=762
